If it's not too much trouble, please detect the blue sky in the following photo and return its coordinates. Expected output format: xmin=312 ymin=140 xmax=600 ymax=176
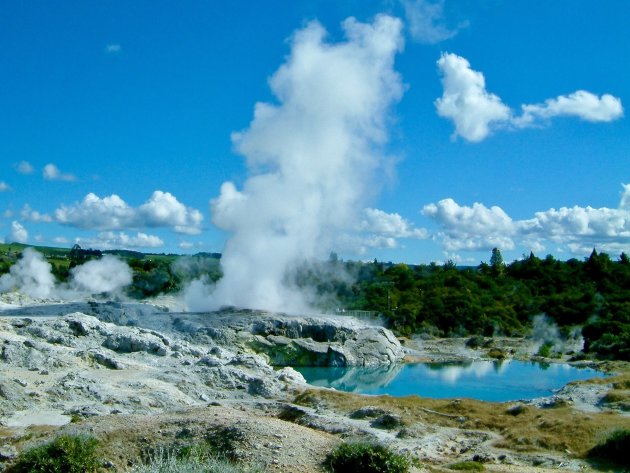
xmin=1 ymin=0 xmax=628 ymax=265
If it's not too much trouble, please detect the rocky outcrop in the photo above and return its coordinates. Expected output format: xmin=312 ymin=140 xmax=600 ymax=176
xmin=2 ymin=303 xmax=405 ymax=367
xmin=0 ymin=310 xmax=310 ymax=430
xmin=0 ymin=302 xmax=403 ymax=431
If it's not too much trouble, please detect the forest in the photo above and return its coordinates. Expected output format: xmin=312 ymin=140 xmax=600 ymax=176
xmin=1 ymin=243 xmax=628 ymax=361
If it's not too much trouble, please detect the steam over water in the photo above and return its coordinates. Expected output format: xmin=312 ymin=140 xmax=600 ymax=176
xmin=186 ymin=15 xmax=405 ymax=313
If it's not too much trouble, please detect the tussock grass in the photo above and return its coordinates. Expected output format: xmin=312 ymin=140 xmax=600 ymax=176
xmin=130 ymin=446 xmax=264 ymax=473
xmin=295 ymin=387 xmax=630 ymax=457
xmin=587 ymin=428 xmax=630 ymax=469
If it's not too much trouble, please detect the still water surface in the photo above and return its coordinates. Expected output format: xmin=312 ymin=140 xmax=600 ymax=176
xmin=296 ymin=360 xmax=607 ymax=402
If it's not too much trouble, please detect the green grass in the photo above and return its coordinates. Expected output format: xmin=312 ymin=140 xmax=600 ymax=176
xmin=9 ymin=434 xmax=100 ymax=473
xmin=324 ymin=442 xmax=410 ymax=473
xmin=448 ymin=461 xmax=485 ymax=471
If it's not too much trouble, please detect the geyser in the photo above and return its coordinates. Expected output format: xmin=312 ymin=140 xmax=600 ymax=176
xmin=186 ymin=15 xmax=405 ymax=313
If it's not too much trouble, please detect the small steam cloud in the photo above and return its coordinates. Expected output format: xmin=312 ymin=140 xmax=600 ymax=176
xmin=0 ymin=248 xmax=133 ymax=301
xmin=0 ymin=248 xmax=56 ymax=298
xmin=186 ymin=15 xmax=405 ymax=313
xmin=69 ymin=255 xmax=133 ymax=293
xmin=528 ymin=314 xmax=584 ymax=355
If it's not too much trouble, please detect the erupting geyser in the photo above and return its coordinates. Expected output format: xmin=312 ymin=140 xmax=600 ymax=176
xmin=186 ymin=15 xmax=405 ymax=313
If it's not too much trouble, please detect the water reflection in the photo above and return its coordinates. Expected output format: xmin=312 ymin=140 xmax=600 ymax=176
xmin=296 ymin=360 xmax=607 ymax=402
xmin=299 ymin=363 xmax=404 ymax=392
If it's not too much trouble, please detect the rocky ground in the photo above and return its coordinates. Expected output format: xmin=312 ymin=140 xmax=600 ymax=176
xmin=1 ymin=295 xmax=628 ymax=472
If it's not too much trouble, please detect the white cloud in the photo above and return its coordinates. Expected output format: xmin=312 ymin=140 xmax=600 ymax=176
xmin=0 ymin=181 xmax=10 ymax=192
xmin=55 ymin=193 xmax=133 ymax=229
xmin=8 ymin=221 xmax=28 ymax=244
xmin=105 ymin=44 xmax=121 ymax=54
xmin=139 ymin=190 xmax=204 ymax=235
xmin=21 ymin=204 xmax=53 ymax=223
xmin=435 ymin=53 xmax=511 ymax=142
xmin=53 ymin=236 xmax=69 ymax=244
xmin=402 ymin=0 xmax=465 ymax=44
xmin=516 ymin=91 xmax=623 ymax=127
xmin=362 ymin=208 xmax=428 ymax=239
xmin=43 ymin=163 xmax=76 ymax=181
xmin=423 ymin=184 xmax=630 ymax=256
xmin=621 ymin=184 xmax=630 ymax=210
xmin=75 ymin=231 xmax=164 ymax=250
xmin=423 ymin=198 xmax=516 ymax=251
xmin=15 ymin=161 xmax=34 ymax=174
xmin=435 ymin=53 xmax=624 ymax=142
xmin=54 ymin=190 xmax=203 ymax=234
xmin=3 ymin=209 xmax=14 ymax=219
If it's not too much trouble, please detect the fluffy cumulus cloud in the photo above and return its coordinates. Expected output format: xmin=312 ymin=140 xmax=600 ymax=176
xmin=0 ymin=181 xmax=10 ymax=192
xmin=75 ymin=231 xmax=164 ymax=250
xmin=402 ymin=0 xmax=465 ymax=44
xmin=8 ymin=221 xmax=28 ymax=244
xmin=422 ymin=199 xmax=516 ymax=251
xmin=43 ymin=163 xmax=76 ymax=181
xmin=138 ymin=190 xmax=203 ymax=235
xmin=362 ymin=208 xmax=428 ymax=240
xmin=189 ymin=15 xmax=405 ymax=312
xmin=53 ymin=191 xmax=203 ymax=235
xmin=423 ymin=184 xmax=630 ymax=256
xmin=435 ymin=53 xmax=511 ymax=142
xmin=436 ymin=53 xmax=623 ymax=142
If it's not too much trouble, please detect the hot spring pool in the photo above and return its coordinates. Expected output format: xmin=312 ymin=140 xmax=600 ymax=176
xmin=295 ymin=360 xmax=607 ymax=402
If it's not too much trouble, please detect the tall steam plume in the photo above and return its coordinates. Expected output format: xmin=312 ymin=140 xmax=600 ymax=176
xmin=186 ymin=15 xmax=404 ymax=312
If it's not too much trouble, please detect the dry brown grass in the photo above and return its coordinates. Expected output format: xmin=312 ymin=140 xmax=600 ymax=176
xmin=294 ymin=388 xmax=630 ymax=458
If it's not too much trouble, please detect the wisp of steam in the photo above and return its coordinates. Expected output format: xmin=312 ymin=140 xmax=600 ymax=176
xmin=186 ymin=15 xmax=405 ymax=313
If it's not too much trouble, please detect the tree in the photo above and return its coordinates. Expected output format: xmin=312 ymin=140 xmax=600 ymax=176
xmin=490 ymin=248 xmax=505 ymax=276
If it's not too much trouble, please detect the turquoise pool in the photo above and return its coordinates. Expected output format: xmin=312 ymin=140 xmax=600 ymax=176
xmin=296 ymin=360 xmax=607 ymax=402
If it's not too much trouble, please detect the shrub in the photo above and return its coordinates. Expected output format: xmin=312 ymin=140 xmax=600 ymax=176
xmin=536 ymin=342 xmax=552 ymax=358
xmin=10 ymin=435 xmax=100 ymax=473
xmin=324 ymin=442 xmax=410 ymax=473
xmin=587 ymin=428 xmax=630 ymax=466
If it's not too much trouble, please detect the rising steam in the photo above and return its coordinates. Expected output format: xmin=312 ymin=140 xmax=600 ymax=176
xmin=0 ymin=248 xmax=132 ymax=300
xmin=69 ymin=255 xmax=133 ymax=293
xmin=0 ymin=248 xmax=56 ymax=298
xmin=186 ymin=15 xmax=405 ymax=313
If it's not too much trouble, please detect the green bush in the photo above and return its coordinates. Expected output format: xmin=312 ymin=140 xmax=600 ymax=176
xmin=324 ymin=442 xmax=410 ymax=473
xmin=587 ymin=428 xmax=630 ymax=467
xmin=537 ymin=342 xmax=552 ymax=358
xmin=10 ymin=435 xmax=100 ymax=473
